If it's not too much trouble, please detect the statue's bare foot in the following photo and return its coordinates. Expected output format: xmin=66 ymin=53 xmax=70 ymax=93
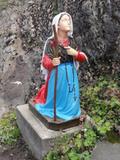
xmin=79 ymin=114 xmax=87 ymax=122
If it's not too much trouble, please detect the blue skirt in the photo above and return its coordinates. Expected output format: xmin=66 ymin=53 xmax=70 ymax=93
xmin=35 ymin=62 xmax=81 ymax=120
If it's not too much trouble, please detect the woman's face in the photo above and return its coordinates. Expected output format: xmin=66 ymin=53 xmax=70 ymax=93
xmin=58 ymin=14 xmax=71 ymax=32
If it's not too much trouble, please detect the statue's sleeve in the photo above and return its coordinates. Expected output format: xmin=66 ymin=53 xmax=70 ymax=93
xmin=70 ymin=38 xmax=88 ymax=62
xmin=44 ymin=40 xmax=53 ymax=59
xmin=74 ymin=51 xmax=88 ymax=62
xmin=42 ymin=40 xmax=54 ymax=71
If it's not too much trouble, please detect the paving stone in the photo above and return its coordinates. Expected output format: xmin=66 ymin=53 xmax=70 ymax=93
xmin=92 ymin=141 xmax=120 ymax=160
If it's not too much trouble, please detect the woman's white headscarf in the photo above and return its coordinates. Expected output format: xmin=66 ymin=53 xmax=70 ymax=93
xmin=41 ymin=12 xmax=78 ymax=80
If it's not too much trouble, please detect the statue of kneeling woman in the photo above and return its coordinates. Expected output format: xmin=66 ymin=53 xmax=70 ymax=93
xmin=33 ymin=12 xmax=88 ymax=121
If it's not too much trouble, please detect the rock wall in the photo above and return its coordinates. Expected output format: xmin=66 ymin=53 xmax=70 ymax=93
xmin=0 ymin=0 xmax=31 ymax=114
xmin=19 ymin=0 xmax=120 ymax=56
xmin=0 ymin=0 xmax=120 ymax=111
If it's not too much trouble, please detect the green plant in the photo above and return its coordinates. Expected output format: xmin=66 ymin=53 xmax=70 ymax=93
xmin=44 ymin=76 xmax=120 ymax=160
xmin=44 ymin=123 xmax=96 ymax=160
xmin=45 ymin=150 xmax=59 ymax=160
xmin=80 ymin=151 xmax=91 ymax=160
xmin=83 ymin=128 xmax=97 ymax=147
xmin=0 ymin=0 xmax=8 ymax=10
xmin=81 ymin=76 xmax=120 ymax=135
xmin=74 ymin=133 xmax=83 ymax=149
xmin=0 ymin=111 xmax=20 ymax=145
xmin=68 ymin=149 xmax=81 ymax=160
xmin=96 ymin=121 xmax=111 ymax=135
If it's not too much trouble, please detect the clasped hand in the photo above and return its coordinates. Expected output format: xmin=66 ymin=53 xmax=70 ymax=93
xmin=52 ymin=57 xmax=61 ymax=66
xmin=65 ymin=46 xmax=78 ymax=56
xmin=52 ymin=47 xmax=77 ymax=66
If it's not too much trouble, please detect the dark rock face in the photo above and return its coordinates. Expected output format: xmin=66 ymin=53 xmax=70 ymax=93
xmin=69 ymin=0 xmax=120 ymax=58
xmin=19 ymin=0 xmax=120 ymax=57
xmin=0 ymin=0 xmax=31 ymax=108
xmin=18 ymin=0 xmax=53 ymax=50
xmin=3 ymin=55 xmax=31 ymax=105
xmin=0 ymin=0 xmax=120 ymax=108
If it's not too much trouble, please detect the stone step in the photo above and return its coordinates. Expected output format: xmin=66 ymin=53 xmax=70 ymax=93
xmin=16 ymin=104 xmax=83 ymax=160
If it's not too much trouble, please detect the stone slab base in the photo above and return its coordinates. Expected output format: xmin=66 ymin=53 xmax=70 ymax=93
xmin=16 ymin=104 xmax=83 ymax=160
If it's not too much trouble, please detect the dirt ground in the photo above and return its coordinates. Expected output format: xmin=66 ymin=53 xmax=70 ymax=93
xmin=0 ymin=136 xmax=37 ymax=160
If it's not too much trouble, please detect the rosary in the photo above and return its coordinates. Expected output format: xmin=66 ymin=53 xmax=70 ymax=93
xmin=65 ymin=63 xmax=77 ymax=101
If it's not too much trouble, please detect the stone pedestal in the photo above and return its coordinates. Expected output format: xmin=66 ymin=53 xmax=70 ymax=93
xmin=16 ymin=104 xmax=83 ymax=160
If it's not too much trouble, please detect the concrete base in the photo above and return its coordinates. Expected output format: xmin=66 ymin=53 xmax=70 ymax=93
xmin=16 ymin=104 xmax=83 ymax=160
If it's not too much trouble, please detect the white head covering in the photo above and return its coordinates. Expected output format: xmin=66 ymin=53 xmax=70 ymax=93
xmin=41 ymin=12 xmax=78 ymax=80
xmin=52 ymin=12 xmax=73 ymax=38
